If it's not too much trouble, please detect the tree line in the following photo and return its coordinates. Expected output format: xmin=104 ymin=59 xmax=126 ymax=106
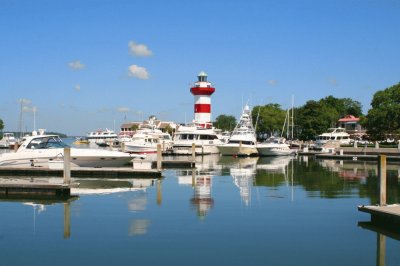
xmin=214 ymin=82 xmax=400 ymax=141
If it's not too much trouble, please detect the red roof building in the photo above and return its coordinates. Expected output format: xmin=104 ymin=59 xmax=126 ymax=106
xmin=337 ymin=115 xmax=366 ymax=139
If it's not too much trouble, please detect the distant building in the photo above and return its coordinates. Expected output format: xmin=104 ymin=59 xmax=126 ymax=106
xmin=119 ymin=116 xmax=178 ymax=137
xmin=337 ymin=115 xmax=366 ymax=139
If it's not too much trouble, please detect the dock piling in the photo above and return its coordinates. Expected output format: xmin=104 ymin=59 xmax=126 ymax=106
xmin=63 ymin=147 xmax=71 ymax=184
xmin=157 ymin=144 xmax=162 ymax=170
xmin=378 ymin=155 xmax=387 ymax=206
xmin=192 ymin=143 xmax=195 ymax=162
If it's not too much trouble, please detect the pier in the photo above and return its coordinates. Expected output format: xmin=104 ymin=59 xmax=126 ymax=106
xmin=358 ymin=155 xmax=400 ymax=228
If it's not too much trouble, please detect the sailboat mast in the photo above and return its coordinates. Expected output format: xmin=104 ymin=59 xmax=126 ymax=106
xmin=291 ymin=95 xmax=294 ymax=140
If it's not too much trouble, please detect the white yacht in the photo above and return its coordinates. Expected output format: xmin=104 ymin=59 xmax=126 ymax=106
xmin=123 ymin=130 xmax=173 ymax=154
xmin=0 ymin=133 xmax=16 ymax=149
xmin=257 ymin=137 xmax=296 ymax=156
xmin=86 ymin=128 xmax=118 ymax=144
xmin=315 ymin=127 xmax=351 ymax=148
xmin=217 ymin=105 xmax=258 ymax=156
xmin=172 ymin=125 xmax=224 ymax=155
xmin=0 ymin=132 xmax=143 ymax=168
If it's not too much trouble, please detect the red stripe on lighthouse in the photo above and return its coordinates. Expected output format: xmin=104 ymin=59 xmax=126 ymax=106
xmin=194 ymin=104 xmax=211 ymax=113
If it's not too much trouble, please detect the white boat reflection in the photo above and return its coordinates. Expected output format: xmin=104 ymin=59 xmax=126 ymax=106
xmin=129 ymin=219 xmax=151 ymax=236
xmin=229 ymin=157 xmax=258 ymax=206
xmin=256 ymin=156 xmax=292 ymax=174
xmin=71 ymin=178 xmax=155 ymax=195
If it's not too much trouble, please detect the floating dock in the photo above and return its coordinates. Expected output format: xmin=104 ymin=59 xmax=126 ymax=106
xmin=315 ymin=154 xmax=400 ymax=162
xmin=0 ymin=179 xmax=72 ymax=198
xmin=0 ymin=166 xmax=162 ymax=178
xmin=358 ymin=204 xmax=400 ymax=227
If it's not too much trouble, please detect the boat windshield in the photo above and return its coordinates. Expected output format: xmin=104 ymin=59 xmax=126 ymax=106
xmin=27 ymin=136 xmax=69 ymax=149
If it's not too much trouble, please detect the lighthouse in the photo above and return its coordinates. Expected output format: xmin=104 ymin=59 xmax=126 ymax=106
xmin=190 ymin=71 xmax=215 ymax=129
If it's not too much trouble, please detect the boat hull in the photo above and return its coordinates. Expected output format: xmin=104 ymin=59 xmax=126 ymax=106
xmin=257 ymin=144 xmax=295 ymax=156
xmin=218 ymin=144 xmax=258 ymax=156
xmin=172 ymin=144 xmax=220 ymax=155
xmin=0 ymin=149 xmax=135 ymax=168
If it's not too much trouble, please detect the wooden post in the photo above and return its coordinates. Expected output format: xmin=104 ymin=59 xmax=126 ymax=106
xmin=156 ymin=179 xmax=162 ymax=205
xmin=157 ymin=144 xmax=162 ymax=170
xmin=63 ymin=203 xmax=71 ymax=239
xmin=191 ymin=143 xmax=195 ymax=162
xmin=354 ymin=140 xmax=357 ymax=148
xmin=63 ymin=147 xmax=71 ymax=184
xmin=375 ymin=141 xmax=379 ymax=149
xmin=377 ymin=233 xmax=386 ymax=266
xmin=378 ymin=155 xmax=387 ymax=206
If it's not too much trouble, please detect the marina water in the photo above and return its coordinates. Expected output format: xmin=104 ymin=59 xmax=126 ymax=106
xmin=1 ymin=154 xmax=400 ymax=265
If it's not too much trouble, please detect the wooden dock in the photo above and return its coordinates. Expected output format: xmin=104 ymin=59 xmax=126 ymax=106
xmin=0 ymin=166 xmax=162 ymax=178
xmin=315 ymin=153 xmax=400 ymax=162
xmin=357 ymin=155 xmax=400 ymax=230
xmin=0 ymin=179 xmax=72 ymax=198
xmin=359 ymin=204 xmax=400 ymax=226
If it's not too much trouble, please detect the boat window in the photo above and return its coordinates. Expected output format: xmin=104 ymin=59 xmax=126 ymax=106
xmin=27 ymin=136 xmax=69 ymax=149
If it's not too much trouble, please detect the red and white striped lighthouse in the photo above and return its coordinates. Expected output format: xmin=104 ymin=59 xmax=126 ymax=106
xmin=190 ymin=71 xmax=215 ymax=128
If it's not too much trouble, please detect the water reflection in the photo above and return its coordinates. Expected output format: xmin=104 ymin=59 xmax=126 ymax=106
xmin=177 ymin=169 xmax=214 ymax=219
xmin=358 ymin=221 xmax=400 ymax=266
xmin=71 ymin=178 xmax=155 ymax=195
xmin=230 ymin=157 xmax=258 ymax=206
xmin=190 ymin=175 xmax=213 ymax=219
xmin=129 ymin=219 xmax=151 ymax=236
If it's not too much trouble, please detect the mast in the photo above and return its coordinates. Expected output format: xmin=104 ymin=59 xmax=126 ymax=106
xmin=291 ymin=95 xmax=294 ymax=140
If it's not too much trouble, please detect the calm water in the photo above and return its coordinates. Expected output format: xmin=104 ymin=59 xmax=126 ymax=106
xmin=1 ymin=152 xmax=400 ymax=266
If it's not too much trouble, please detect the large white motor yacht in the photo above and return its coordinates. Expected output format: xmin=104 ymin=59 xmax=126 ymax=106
xmin=217 ymin=105 xmax=258 ymax=156
xmin=0 ymin=132 xmax=143 ymax=168
xmin=314 ymin=127 xmax=352 ymax=148
xmin=172 ymin=125 xmax=224 ymax=155
xmin=86 ymin=128 xmax=118 ymax=144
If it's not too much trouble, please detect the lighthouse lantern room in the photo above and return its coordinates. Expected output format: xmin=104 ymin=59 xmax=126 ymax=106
xmin=190 ymin=71 xmax=215 ymax=129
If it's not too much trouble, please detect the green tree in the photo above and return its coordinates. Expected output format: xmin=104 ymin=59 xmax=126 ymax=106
xmin=296 ymin=100 xmax=339 ymax=140
xmin=320 ymin=96 xmax=363 ymax=118
xmin=164 ymin=124 xmax=174 ymax=135
xmin=252 ymin=104 xmax=286 ymax=138
xmin=130 ymin=124 xmax=139 ymax=131
xmin=214 ymin=115 xmax=236 ymax=131
xmin=0 ymin=119 xmax=3 ymax=132
xmin=363 ymin=82 xmax=400 ymax=140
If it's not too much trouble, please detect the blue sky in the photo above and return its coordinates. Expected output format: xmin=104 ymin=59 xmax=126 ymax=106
xmin=1 ymin=0 xmax=399 ymax=136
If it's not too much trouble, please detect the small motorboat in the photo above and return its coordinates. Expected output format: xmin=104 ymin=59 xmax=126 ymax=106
xmin=73 ymin=137 xmax=90 ymax=145
xmin=0 ymin=131 xmax=144 ymax=168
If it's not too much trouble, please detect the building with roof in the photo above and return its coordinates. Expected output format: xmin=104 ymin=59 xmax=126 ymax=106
xmin=337 ymin=115 xmax=366 ymax=139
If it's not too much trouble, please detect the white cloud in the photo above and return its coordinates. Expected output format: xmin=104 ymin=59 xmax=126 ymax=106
xmin=129 ymin=41 xmax=153 ymax=57
xmin=268 ymin=79 xmax=278 ymax=86
xmin=128 ymin=64 xmax=149 ymax=80
xmin=75 ymin=85 xmax=81 ymax=91
xmin=117 ymin=107 xmax=130 ymax=113
xmin=68 ymin=60 xmax=86 ymax=70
